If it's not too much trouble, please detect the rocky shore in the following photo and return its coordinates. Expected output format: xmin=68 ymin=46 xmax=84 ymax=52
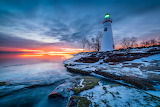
xmin=48 ymin=76 xmax=160 ymax=107
xmin=48 ymin=46 xmax=160 ymax=107
xmin=64 ymin=47 xmax=160 ymax=90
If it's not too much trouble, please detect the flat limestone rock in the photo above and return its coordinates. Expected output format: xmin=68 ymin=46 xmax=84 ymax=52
xmin=64 ymin=51 xmax=160 ymax=90
xmin=49 ymin=76 xmax=99 ymax=98
xmin=79 ymin=84 xmax=160 ymax=107
xmin=67 ymin=96 xmax=91 ymax=107
xmin=49 ymin=92 xmax=61 ymax=98
xmin=49 ymin=82 xmax=74 ymax=98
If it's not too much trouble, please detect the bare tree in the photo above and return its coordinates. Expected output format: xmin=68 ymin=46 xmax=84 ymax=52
xmin=80 ymin=31 xmax=102 ymax=52
xmin=91 ymin=38 xmax=96 ymax=51
xmin=158 ymin=37 xmax=160 ymax=45
xmin=149 ymin=39 xmax=157 ymax=46
xmin=89 ymin=32 xmax=102 ymax=51
xmin=121 ymin=37 xmax=131 ymax=48
xmin=86 ymin=40 xmax=92 ymax=51
xmin=130 ymin=37 xmax=138 ymax=48
xmin=80 ymin=38 xmax=88 ymax=51
xmin=121 ymin=37 xmax=138 ymax=48
xmin=141 ymin=38 xmax=157 ymax=47
xmin=95 ymin=32 xmax=102 ymax=51
xmin=140 ymin=39 xmax=149 ymax=47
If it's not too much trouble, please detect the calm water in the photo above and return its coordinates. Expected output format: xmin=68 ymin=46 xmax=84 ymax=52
xmin=0 ymin=53 xmax=77 ymax=107
xmin=0 ymin=53 xmax=114 ymax=107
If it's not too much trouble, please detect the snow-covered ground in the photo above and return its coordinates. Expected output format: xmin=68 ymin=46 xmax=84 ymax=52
xmin=64 ymin=48 xmax=160 ymax=102
xmin=79 ymin=79 xmax=84 ymax=88
xmin=127 ymin=53 xmax=160 ymax=63
xmin=64 ymin=53 xmax=160 ymax=80
xmin=63 ymin=51 xmax=160 ymax=106
xmin=80 ymin=82 xmax=160 ymax=107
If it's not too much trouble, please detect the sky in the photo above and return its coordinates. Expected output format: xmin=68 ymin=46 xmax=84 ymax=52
xmin=0 ymin=0 xmax=160 ymax=52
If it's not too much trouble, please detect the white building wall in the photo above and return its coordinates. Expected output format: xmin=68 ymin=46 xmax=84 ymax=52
xmin=100 ymin=19 xmax=114 ymax=51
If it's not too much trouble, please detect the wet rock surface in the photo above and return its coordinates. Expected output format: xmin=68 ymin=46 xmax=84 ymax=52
xmin=93 ymin=71 xmax=155 ymax=90
xmin=49 ymin=82 xmax=75 ymax=98
xmin=64 ymin=47 xmax=160 ymax=90
xmin=49 ymin=78 xmax=160 ymax=107
xmin=0 ymin=82 xmax=6 ymax=86
xmin=62 ymin=47 xmax=160 ymax=106
xmin=48 ymin=76 xmax=100 ymax=98
xmin=48 ymin=76 xmax=160 ymax=107
xmin=67 ymin=96 xmax=91 ymax=107
xmin=79 ymin=84 xmax=160 ymax=107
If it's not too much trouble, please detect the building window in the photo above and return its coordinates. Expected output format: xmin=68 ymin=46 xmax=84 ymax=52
xmin=104 ymin=27 xmax=107 ymax=31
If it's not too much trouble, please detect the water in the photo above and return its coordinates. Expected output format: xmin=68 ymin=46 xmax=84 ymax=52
xmin=0 ymin=53 xmax=77 ymax=107
xmin=0 ymin=53 xmax=114 ymax=107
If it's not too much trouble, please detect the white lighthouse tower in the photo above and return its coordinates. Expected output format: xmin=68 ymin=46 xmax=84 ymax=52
xmin=100 ymin=14 xmax=114 ymax=51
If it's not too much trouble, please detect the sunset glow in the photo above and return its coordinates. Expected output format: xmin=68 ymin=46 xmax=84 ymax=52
xmin=20 ymin=49 xmax=44 ymax=53
xmin=18 ymin=48 xmax=84 ymax=54
xmin=0 ymin=46 xmax=84 ymax=61
xmin=19 ymin=54 xmax=44 ymax=57
xmin=0 ymin=0 xmax=160 ymax=106
xmin=18 ymin=53 xmax=73 ymax=59
xmin=14 ymin=47 xmax=83 ymax=60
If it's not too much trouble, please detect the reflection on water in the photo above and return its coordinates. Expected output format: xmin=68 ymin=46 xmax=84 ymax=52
xmin=0 ymin=53 xmax=75 ymax=107
xmin=19 ymin=53 xmax=73 ymax=59
xmin=0 ymin=53 xmax=73 ymax=66
xmin=0 ymin=53 xmax=115 ymax=107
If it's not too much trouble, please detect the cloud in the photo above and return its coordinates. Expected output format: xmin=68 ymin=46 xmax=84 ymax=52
xmin=0 ymin=0 xmax=160 ymax=49
xmin=0 ymin=32 xmax=75 ymax=52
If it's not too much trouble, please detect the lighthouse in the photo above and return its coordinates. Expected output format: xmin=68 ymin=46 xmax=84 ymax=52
xmin=100 ymin=14 xmax=114 ymax=51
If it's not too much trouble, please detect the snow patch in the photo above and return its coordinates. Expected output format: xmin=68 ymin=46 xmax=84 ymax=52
xmin=79 ymin=79 xmax=84 ymax=88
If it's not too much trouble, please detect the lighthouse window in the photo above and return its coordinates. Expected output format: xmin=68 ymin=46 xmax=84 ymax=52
xmin=104 ymin=27 xmax=107 ymax=31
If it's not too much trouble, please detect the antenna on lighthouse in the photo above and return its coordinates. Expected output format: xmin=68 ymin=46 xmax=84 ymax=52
xmin=100 ymin=13 xmax=114 ymax=51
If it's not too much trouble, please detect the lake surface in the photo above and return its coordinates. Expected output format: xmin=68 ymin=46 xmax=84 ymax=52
xmin=0 ymin=53 xmax=114 ymax=107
